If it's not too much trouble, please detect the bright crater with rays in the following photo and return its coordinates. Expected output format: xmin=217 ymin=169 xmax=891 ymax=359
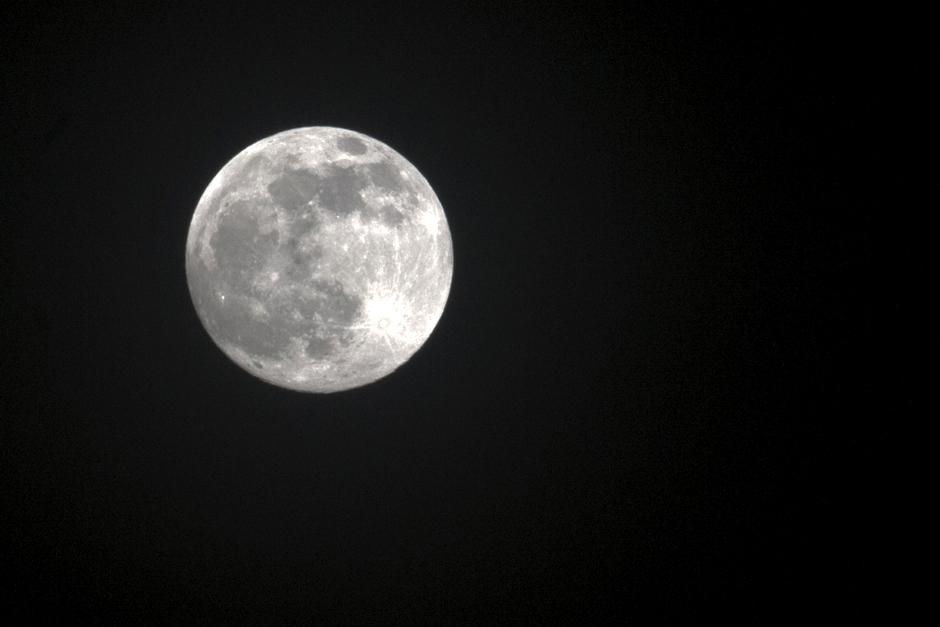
xmin=185 ymin=127 xmax=453 ymax=392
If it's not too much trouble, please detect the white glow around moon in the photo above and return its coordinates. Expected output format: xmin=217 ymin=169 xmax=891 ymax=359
xmin=185 ymin=127 xmax=453 ymax=393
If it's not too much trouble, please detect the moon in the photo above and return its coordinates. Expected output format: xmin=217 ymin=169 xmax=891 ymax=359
xmin=185 ymin=127 xmax=453 ymax=393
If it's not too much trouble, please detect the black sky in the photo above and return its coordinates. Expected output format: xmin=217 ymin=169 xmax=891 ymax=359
xmin=3 ymin=3 xmax=876 ymax=623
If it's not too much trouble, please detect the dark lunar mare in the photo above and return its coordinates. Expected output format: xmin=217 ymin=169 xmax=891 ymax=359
xmin=336 ymin=135 xmax=367 ymax=155
xmin=268 ymin=167 xmax=368 ymax=218
xmin=267 ymin=160 xmax=418 ymax=228
xmin=189 ymin=187 xmax=364 ymax=361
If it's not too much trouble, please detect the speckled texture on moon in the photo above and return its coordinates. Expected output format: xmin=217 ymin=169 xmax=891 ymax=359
xmin=185 ymin=127 xmax=453 ymax=392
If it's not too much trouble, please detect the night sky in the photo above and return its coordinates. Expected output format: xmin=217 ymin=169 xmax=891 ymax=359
xmin=3 ymin=4 xmax=875 ymax=623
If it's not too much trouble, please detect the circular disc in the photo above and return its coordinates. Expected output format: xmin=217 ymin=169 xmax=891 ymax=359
xmin=185 ymin=127 xmax=453 ymax=393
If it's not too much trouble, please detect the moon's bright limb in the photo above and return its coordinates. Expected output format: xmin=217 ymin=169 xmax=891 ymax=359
xmin=185 ymin=127 xmax=453 ymax=393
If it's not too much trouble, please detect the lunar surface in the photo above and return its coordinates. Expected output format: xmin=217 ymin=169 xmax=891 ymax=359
xmin=185 ymin=127 xmax=453 ymax=392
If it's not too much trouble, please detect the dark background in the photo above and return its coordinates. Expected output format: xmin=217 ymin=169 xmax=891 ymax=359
xmin=3 ymin=3 xmax=877 ymax=623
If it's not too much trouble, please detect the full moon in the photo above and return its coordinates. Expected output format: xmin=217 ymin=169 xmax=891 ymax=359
xmin=185 ymin=127 xmax=453 ymax=393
